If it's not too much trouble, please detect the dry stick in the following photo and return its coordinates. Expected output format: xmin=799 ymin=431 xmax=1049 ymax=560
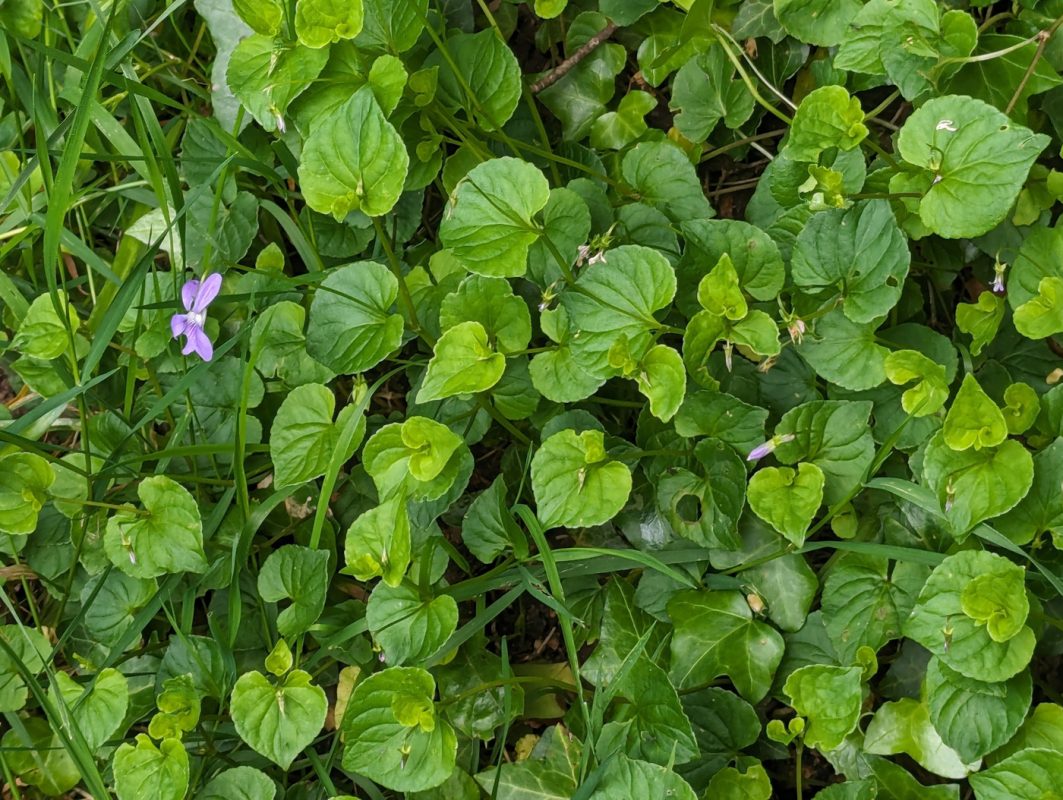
xmin=1005 ymin=29 xmax=1051 ymax=116
xmin=530 ymin=22 xmax=619 ymax=93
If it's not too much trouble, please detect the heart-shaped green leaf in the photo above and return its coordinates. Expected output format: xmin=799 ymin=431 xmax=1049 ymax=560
xmin=943 ymin=374 xmax=1008 ymax=451
xmin=747 ymin=462 xmax=825 ymax=546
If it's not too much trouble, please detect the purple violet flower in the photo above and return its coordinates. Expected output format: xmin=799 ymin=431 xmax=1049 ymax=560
xmin=171 ymin=273 xmax=221 ymax=361
xmin=747 ymin=433 xmax=796 ymax=462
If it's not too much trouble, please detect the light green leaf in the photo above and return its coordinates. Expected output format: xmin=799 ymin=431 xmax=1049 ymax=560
xmin=885 ymin=350 xmax=949 ymax=416
xmin=774 ymin=401 xmax=875 ymax=505
xmin=344 ymin=497 xmax=411 ymax=586
xmin=1014 ymin=276 xmax=1063 ymax=340
xmin=674 ymin=390 xmax=768 ymax=456
xmin=417 ymin=321 xmax=506 ymax=403
xmin=342 ymin=667 xmax=457 ymax=792
xmin=439 ymin=275 xmax=531 ymax=354
xmin=439 ymin=158 xmax=550 ymax=277
xmin=774 ymin=0 xmax=863 ymax=46
xmin=922 ymin=432 xmax=1033 ymax=534
xmin=201 ymin=767 xmax=276 ymax=800
xmin=358 ymin=0 xmax=425 ymax=52
xmin=0 ymin=626 xmax=49 ymax=712
xmin=461 ymin=477 xmax=525 ymax=564
xmin=232 ymin=0 xmax=281 ymax=34
xmin=995 ymin=438 xmax=1063 ymax=546
xmin=822 ymin=554 xmax=929 ymax=665
xmin=668 ymin=590 xmax=785 ymax=702
xmin=704 ymin=762 xmax=772 ymax=800
xmin=865 ymin=698 xmax=979 ymax=779
xmin=363 ymin=416 xmax=466 ymax=501
xmin=13 ymin=292 xmax=79 ymax=359
xmin=0 ymin=452 xmax=54 ymax=536
xmin=0 ymin=0 xmax=42 ymax=36
xmin=894 ymin=95 xmax=1049 ymax=238
xmin=970 ymin=748 xmax=1063 ymax=800
xmin=834 ymin=0 xmax=940 ymax=74
xmin=586 ymin=754 xmax=696 ymax=800
xmin=684 ymin=309 xmax=782 ymax=383
xmin=257 ymin=545 xmax=330 ymax=637
xmin=367 ymin=54 xmax=407 ymax=116
xmin=747 ymin=462 xmax=824 ymax=546
xmin=270 ymin=383 xmax=364 ymax=487
xmin=562 ymin=244 xmax=676 ymax=369
xmin=1010 ymin=223 xmax=1063 ymax=309
xmin=298 ymin=87 xmax=408 ymax=219
xmin=798 ymin=310 xmax=888 ymax=392
xmin=54 ymin=668 xmax=128 ymax=750
xmin=621 ymin=142 xmax=713 ymax=223
xmin=697 ymin=254 xmax=748 ymax=321
xmin=634 ymin=344 xmax=686 ymax=422
xmin=227 ymin=34 xmax=328 ymax=131
xmin=104 ymin=476 xmax=207 ymax=579
xmin=591 ymin=90 xmax=656 ymax=150
xmin=295 ymin=0 xmax=362 ymax=48
xmin=990 ymin=704 xmax=1063 ymax=763
xmin=904 ymin=550 xmax=1036 ymax=682
xmin=791 ymin=200 xmax=910 ymax=323
xmin=148 ymin=674 xmax=201 ymax=740
xmin=306 ymin=261 xmax=403 ymax=374
xmin=784 ymin=664 xmax=864 ymax=751
xmin=230 ymin=669 xmax=327 ymax=769
xmin=926 ymin=658 xmax=1031 ymax=762
xmin=943 ymin=374 xmax=1008 ymax=451
xmin=531 ymin=429 xmax=632 ymax=529
xmin=1002 ymin=383 xmax=1039 ymax=435
xmin=960 ymin=568 xmax=1029 ymax=643
xmin=366 ymin=582 xmax=458 ymax=665
xmin=785 ymin=86 xmax=867 ymax=162
xmin=113 ymin=736 xmax=189 ymax=800
xmin=428 ymin=30 xmax=521 ymax=131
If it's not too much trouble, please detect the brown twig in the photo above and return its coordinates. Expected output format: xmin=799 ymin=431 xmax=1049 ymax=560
xmin=529 ymin=22 xmax=618 ymax=93
xmin=1006 ymin=29 xmax=1052 ymax=116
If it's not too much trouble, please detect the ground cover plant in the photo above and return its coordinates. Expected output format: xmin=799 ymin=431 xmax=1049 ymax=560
xmin=2 ymin=0 xmax=1063 ymax=797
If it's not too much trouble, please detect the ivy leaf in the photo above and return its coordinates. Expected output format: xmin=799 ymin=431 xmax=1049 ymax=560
xmin=427 ymin=30 xmax=521 ymax=131
xmin=257 ymin=545 xmax=330 ymax=638
xmin=295 ymin=0 xmax=362 ymax=48
xmin=784 ymin=86 xmax=868 ymax=162
xmin=797 ymin=310 xmax=888 ymax=391
xmin=679 ymin=687 xmax=761 ymax=790
xmin=821 ymin=554 xmax=929 ymax=665
xmin=417 ymin=321 xmax=506 ymax=403
xmin=113 ymin=736 xmax=189 ymax=800
xmin=657 ymin=438 xmax=746 ymax=549
xmin=1014 ymin=276 xmax=1063 ymax=340
xmin=791 ymin=200 xmax=910 ymax=323
xmin=230 ymin=668 xmax=327 ymax=769
xmin=926 ymin=658 xmax=1031 ymax=762
xmin=670 ymin=47 xmax=754 ymax=142
xmin=969 ymin=748 xmax=1063 ymax=800
xmin=747 ymin=463 xmax=824 ymax=546
xmin=439 ymin=157 xmax=550 ymax=278
xmin=270 ymin=383 xmax=364 ymax=488
xmin=774 ymin=0 xmax=862 ymax=46
xmin=678 ymin=219 xmax=785 ymax=305
xmin=784 ymin=664 xmax=864 ymax=751
xmin=0 ymin=453 xmax=54 ymax=536
xmin=864 ymin=698 xmax=978 ymax=779
xmin=668 ymin=590 xmax=785 ymax=702
xmin=341 ymin=667 xmax=457 ymax=793
xmin=885 ymin=350 xmax=950 ymax=416
xmin=621 ymin=142 xmax=714 ymax=223
xmin=922 ymin=432 xmax=1033 ymax=534
xmin=298 ymin=87 xmax=408 ymax=219
xmin=774 ymin=401 xmax=875 ymax=505
xmin=226 ymin=34 xmax=328 ymax=132
xmin=943 ymin=374 xmax=1008 ymax=451
xmin=366 ymin=582 xmax=458 ymax=665
xmin=344 ymin=497 xmax=411 ymax=586
xmin=306 ymin=261 xmax=403 ymax=374
xmin=532 ymin=429 xmax=632 ymax=529
xmin=104 ymin=476 xmax=208 ymax=579
xmin=894 ymin=95 xmax=1049 ymax=238
xmin=904 ymin=550 xmax=1036 ymax=683
xmin=437 ymin=647 xmax=524 ymax=740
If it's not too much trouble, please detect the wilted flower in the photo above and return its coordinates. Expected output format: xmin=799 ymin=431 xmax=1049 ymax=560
xmin=747 ymin=433 xmax=796 ymax=462
xmin=171 ymin=273 xmax=221 ymax=361
xmin=788 ymin=318 xmax=807 ymax=344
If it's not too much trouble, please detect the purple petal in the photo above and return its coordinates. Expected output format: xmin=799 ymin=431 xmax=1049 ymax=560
xmin=171 ymin=313 xmax=190 ymax=339
xmin=186 ymin=325 xmax=214 ymax=361
xmin=192 ymin=273 xmax=223 ymax=313
xmin=181 ymin=279 xmax=200 ymax=312
xmin=747 ymin=442 xmax=774 ymax=462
